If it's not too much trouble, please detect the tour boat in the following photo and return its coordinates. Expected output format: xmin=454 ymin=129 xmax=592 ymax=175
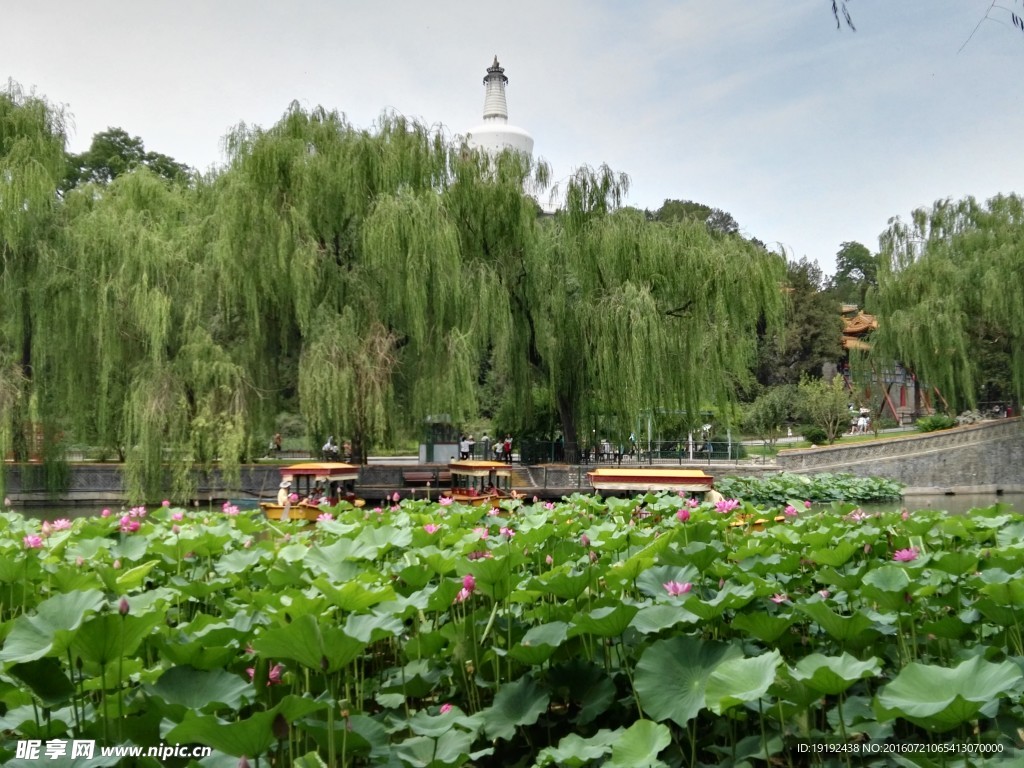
xmin=260 ymin=462 xmax=362 ymax=521
xmin=587 ymin=467 xmax=715 ymax=495
xmin=447 ymin=459 xmax=513 ymax=507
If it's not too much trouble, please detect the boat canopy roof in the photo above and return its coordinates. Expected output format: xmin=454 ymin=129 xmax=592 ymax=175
xmin=588 ymin=467 xmax=714 ymax=493
xmin=280 ymin=462 xmax=360 ymax=482
xmin=449 ymin=459 xmax=512 ymax=478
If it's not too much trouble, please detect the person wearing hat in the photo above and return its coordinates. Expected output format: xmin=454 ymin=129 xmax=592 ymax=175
xmin=277 ymin=479 xmax=292 ymax=520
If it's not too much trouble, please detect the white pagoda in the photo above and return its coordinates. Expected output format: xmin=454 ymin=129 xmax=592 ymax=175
xmin=466 ymin=56 xmax=534 ymax=156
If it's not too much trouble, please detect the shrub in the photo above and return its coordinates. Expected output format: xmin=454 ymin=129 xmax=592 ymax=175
xmin=800 ymin=425 xmax=828 ymax=445
xmin=916 ymin=414 xmax=956 ymax=432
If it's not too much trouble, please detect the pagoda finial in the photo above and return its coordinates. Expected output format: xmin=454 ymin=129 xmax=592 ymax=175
xmin=482 ymin=56 xmax=509 ymax=121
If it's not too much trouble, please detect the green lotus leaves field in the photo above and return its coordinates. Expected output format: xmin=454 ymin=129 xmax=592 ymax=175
xmin=0 ymin=480 xmax=1021 ymax=766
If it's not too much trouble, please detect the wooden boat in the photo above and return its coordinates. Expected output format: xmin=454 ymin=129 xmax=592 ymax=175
xmin=447 ymin=459 xmax=513 ymax=507
xmin=587 ymin=467 xmax=715 ymax=495
xmin=260 ymin=462 xmax=362 ymax=521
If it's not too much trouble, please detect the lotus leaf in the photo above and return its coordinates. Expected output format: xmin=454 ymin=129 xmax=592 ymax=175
xmin=481 ymin=675 xmax=550 ymax=741
xmin=705 ymin=649 xmax=781 ymax=714
xmin=608 ymin=719 xmax=671 ymax=768
xmin=875 ymin=655 xmax=1024 ymax=731
xmin=791 ymin=652 xmax=882 ymax=695
xmin=634 ymin=636 xmax=742 ymax=727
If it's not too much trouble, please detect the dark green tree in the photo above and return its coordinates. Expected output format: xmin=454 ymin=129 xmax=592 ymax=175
xmin=755 ymin=258 xmax=842 ymax=387
xmin=829 ymin=241 xmax=877 ymax=306
xmin=650 ymin=199 xmax=740 ymax=236
xmin=65 ymin=127 xmax=192 ymax=188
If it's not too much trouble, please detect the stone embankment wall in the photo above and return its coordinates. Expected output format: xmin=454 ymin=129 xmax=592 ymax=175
xmin=776 ymin=417 xmax=1024 ymax=494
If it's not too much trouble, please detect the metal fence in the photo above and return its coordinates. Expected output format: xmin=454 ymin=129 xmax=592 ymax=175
xmin=516 ymin=439 xmax=747 ymax=466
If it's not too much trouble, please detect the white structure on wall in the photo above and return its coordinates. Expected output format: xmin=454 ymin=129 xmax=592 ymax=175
xmin=466 ymin=56 xmax=534 ymax=157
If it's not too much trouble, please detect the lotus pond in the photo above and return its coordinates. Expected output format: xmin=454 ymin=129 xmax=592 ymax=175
xmin=0 ymin=479 xmax=1022 ymax=767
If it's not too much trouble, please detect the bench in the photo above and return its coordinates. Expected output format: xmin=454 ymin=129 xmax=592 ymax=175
xmin=402 ymin=470 xmax=452 ymax=487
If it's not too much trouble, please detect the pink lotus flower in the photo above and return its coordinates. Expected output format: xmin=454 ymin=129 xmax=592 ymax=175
xmin=171 ymin=524 xmax=181 ymax=535
xmin=100 ymin=508 xmax=111 ymax=518
xmin=818 ymin=589 xmax=830 ymax=599
xmin=75 ymin=556 xmax=84 ymax=566
xmin=544 ymin=502 xmax=555 ymax=510
xmin=439 ymin=703 xmax=453 ymax=714
xmin=438 ymin=496 xmax=453 ymax=505
xmin=162 ymin=499 xmax=171 ymax=508
xmin=223 ymin=504 xmax=241 ymax=516
xmin=663 ymin=580 xmax=692 ymax=596
xmin=247 ymin=663 xmax=283 ymax=685
xmin=3 ymin=497 xmax=10 ymax=507
xmin=112 ymin=559 xmax=122 ymax=569
xmin=317 ymin=512 xmax=334 ymax=523
xmin=119 ymin=515 xmax=140 ymax=533
xmin=545 ymin=554 xmax=554 ymax=566
xmin=243 ymin=538 xmax=253 ymax=549
xmin=784 ymin=505 xmax=798 ymax=517
xmin=454 ymin=587 xmax=472 ymax=603
xmin=23 ymin=534 xmax=44 ymax=549
xmin=804 ymin=500 xmax=812 ymax=509
xmin=893 ymin=547 xmax=919 ymax=562
xmin=389 ymin=505 xmax=400 ymax=512
xmin=423 ymin=524 xmax=440 ymax=534
xmin=580 ymin=534 xmax=590 ymax=547
xmin=171 ymin=511 xmax=184 ymax=521
xmin=715 ymin=499 xmax=740 ymax=514
xmin=500 ymin=526 xmax=515 ymax=539
xmin=847 ymin=509 xmax=868 ymax=522
xmin=588 ymin=550 xmax=599 ymax=563
xmin=687 ymin=497 xmax=700 ymax=508
xmin=462 ymin=573 xmax=476 ymax=593
xmin=473 ymin=526 xmax=489 ymax=539
xmin=119 ymin=597 xmax=130 ymax=616
xmin=129 ymin=506 xmax=146 ymax=518
xmin=392 ymin=492 xmax=400 ymax=503
xmin=676 ymin=509 xmax=691 ymax=523
xmin=770 ymin=593 xmax=788 ymax=604
xmin=51 ymin=518 xmax=72 ymax=531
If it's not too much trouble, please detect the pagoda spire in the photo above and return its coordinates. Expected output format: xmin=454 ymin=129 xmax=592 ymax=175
xmin=467 ymin=56 xmax=533 ymax=156
xmin=482 ymin=55 xmax=509 ymax=122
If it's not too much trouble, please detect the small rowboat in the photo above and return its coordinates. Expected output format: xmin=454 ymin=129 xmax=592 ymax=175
xmin=260 ymin=462 xmax=362 ymax=521
xmin=447 ymin=459 xmax=513 ymax=507
xmin=587 ymin=467 xmax=715 ymax=495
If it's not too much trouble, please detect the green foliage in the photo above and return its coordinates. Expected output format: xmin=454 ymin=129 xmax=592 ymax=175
xmin=0 ymin=492 xmax=1019 ymax=764
xmin=915 ymin=414 xmax=957 ymax=432
xmin=64 ymin=127 xmax=192 ymax=188
xmin=796 ymin=375 xmax=849 ymax=443
xmin=715 ymin=472 xmax=904 ymax=505
xmin=800 ymin=425 xmax=828 ymax=445
xmin=874 ymin=194 xmax=1024 ymax=411
xmin=754 ymin=258 xmax=842 ymax=387
xmin=829 ymin=240 xmax=877 ymax=306
xmin=743 ymin=385 xmax=795 ymax=444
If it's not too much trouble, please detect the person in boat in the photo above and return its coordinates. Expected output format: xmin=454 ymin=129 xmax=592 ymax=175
xmin=277 ymin=480 xmax=292 ymax=521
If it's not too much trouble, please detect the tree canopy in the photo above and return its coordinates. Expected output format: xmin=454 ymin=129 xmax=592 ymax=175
xmin=871 ymin=194 xmax=1024 ymax=411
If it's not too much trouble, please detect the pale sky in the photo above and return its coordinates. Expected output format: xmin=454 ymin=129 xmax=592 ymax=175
xmin=5 ymin=1 xmax=1022 ymax=274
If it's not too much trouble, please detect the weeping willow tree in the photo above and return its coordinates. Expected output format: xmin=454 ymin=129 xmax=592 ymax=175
xmin=0 ymin=85 xmax=69 ymax=492
xmin=213 ymin=104 xmax=466 ymax=457
xmin=517 ymin=166 xmax=787 ymax=451
xmin=871 ymin=194 xmax=1024 ymax=411
xmin=42 ymin=169 xmax=249 ymax=500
